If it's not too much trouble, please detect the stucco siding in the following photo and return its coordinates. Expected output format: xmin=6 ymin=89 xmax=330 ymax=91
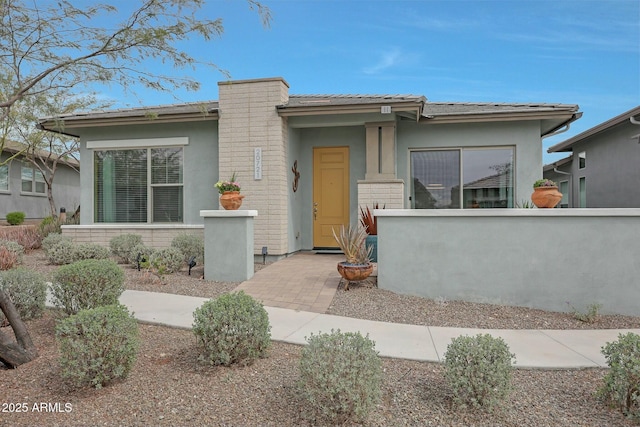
xmin=0 ymin=152 xmax=80 ymax=220
xmin=568 ymin=123 xmax=640 ymax=207
xmin=77 ymin=121 xmax=218 ymax=225
xmin=377 ymin=209 xmax=640 ymax=317
xmin=397 ymin=120 xmax=542 ymax=207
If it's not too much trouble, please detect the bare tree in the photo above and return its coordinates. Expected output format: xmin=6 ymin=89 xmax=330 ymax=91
xmin=0 ymin=0 xmax=271 ymax=131
xmin=1 ymin=80 xmax=106 ymax=216
xmin=0 ymin=0 xmax=271 ymax=368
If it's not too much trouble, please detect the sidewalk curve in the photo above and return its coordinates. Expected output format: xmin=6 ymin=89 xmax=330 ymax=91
xmin=118 ymin=290 xmax=640 ymax=369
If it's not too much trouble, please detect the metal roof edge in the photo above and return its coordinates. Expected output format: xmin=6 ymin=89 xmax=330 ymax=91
xmin=548 ymin=105 xmax=640 ymax=153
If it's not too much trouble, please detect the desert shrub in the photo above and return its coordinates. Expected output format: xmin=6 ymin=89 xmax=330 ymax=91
xmin=42 ymin=233 xmax=73 ymax=254
xmin=0 ymin=226 xmax=42 ymax=251
xmin=149 ymin=247 xmax=184 ymax=276
xmin=56 ymin=304 xmax=139 ymax=389
xmin=567 ymin=302 xmax=602 ymax=323
xmin=46 ymin=239 xmax=77 ymax=265
xmin=109 ymin=234 xmax=143 ymax=264
xmin=443 ymin=333 xmax=515 ymax=410
xmin=298 ymin=329 xmax=382 ymax=425
xmin=38 ymin=215 xmax=61 ymax=238
xmin=192 ymin=291 xmax=271 ymax=366
xmin=51 ymin=259 xmax=124 ymax=315
xmin=0 ymin=247 xmax=18 ymax=270
xmin=128 ymin=243 xmax=155 ymax=270
xmin=0 ymin=268 xmax=47 ymax=323
xmin=598 ymin=332 xmax=640 ymax=421
xmin=72 ymin=242 xmax=111 ymax=261
xmin=46 ymin=240 xmax=112 ymax=265
xmin=6 ymin=211 xmax=25 ymax=226
xmin=0 ymin=239 xmax=24 ymax=266
xmin=171 ymin=233 xmax=204 ymax=265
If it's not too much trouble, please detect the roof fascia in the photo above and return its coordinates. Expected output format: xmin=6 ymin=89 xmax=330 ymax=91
xmin=39 ymin=111 xmax=219 ymax=134
xmin=548 ymin=105 xmax=640 ymax=153
xmin=419 ymin=110 xmax=577 ymax=125
xmin=277 ymin=101 xmax=423 ymax=120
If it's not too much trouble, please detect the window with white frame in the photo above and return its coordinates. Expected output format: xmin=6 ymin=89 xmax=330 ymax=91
xmin=410 ymin=147 xmax=514 ymax=209
xmin=21 ymin=166 xmax=46 ymax=195
xmin=94 ymin=147 xmax=183 ymax=223
xmin=0 ymin=164 xmax=8 ymax=192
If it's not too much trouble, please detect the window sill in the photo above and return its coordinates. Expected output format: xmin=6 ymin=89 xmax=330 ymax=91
xmin=20 ymin=192 xmax=47 ymax=198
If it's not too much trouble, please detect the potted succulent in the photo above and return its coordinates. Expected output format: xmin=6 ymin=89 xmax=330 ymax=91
xmin=332 ymin=224 xmax=373 ymax=290
xmin=531 ymin=178 xmax=562 ymax=208
xmin=359 ymin=203 xmax=384 ymax=262
xmin=215 ymin=172 xmax=244 ymax=210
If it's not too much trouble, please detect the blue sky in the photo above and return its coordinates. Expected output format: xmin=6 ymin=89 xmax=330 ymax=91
xmin=102 ymin=0 xmax=639 ymax=163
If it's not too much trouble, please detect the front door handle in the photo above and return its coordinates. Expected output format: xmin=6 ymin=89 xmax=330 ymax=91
xmin=313 ymin=202 xmax=318 ymax=220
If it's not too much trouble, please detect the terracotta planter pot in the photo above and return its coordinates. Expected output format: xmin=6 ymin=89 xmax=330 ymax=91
xmin=219 ymin=191 xmax=245 ymax=210
xmin=531 ymin=186 xmax=562 ymax=208
xmin=337 ymin=262 xmax=373 ymax=290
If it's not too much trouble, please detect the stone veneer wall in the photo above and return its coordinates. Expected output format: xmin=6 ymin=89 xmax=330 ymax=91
xmin=218 ymin=78 xmax=290 ymax=255
xmin=357 ymin=180 xmax=405 ymax=209
xmin=61 ymin=225 xmax=204 ymax=249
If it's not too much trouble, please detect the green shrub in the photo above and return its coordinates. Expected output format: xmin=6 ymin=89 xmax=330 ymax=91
xmin=46 ymin=239 xmax=77 ymax=265
xmin=45 ymin=239 xmax=111 ymax=265
xmin=599 ymin=332 xmax=640 ymax=421
xmin=6 ymin=211 xmax=25 ymax=226
xmin=443 ymin=333 xmax=515 ymax=410
xmin=128 ymin=243 xmax=155 ymax=269
xmin=171 ymin=233 xmax=204 ymax=265
xmin=38 ymin=215 xmax=61 ymax=238
xmin=0 ymin=239 xmax=24 ymax=265
xmin=0 ymin=268 xmax=47 ymax=323
xmin=42 ymin=233 xmax=73 ymax=254
xmin=72 ymin=242 xmax=111 ymax=261
xmin=149 ymin=247 xmax=184 ymax=276
xmin=109 ymin=234 xmax=143 ymax=264
xmin=567 ymin=302 xmax=602 ymax=323
xmin=56 ymin=304 xmax=139 ymax=389
xmin=192 ymin=291 xmax=271 ymax=366
xmin=298 ymin=329 xmax=382 ymax=425
xmin=51 ymin=259 xmax=125 ymax=315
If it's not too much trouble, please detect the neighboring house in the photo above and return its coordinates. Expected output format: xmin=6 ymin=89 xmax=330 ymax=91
xmin=38 ymin=77 xmax=580 ymax=256
xmin=545 ymin=105 xmax=640 ymax=208
xmin=0 ymin=141 xmax=80 ymax=221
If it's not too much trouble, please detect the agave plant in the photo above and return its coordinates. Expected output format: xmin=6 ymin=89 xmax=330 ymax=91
xmin=332 ymin=224 xmax=372 ymax=265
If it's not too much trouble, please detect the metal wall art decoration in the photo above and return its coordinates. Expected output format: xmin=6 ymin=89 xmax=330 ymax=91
xmin=292 ymin=160 xmax=300 ymax=192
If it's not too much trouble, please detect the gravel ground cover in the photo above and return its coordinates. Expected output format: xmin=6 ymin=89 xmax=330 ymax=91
xmin=2 ymin=250 xmax=639 ymax=426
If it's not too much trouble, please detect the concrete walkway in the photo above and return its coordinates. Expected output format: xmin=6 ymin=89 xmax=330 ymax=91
xmin=119 ymin=288 xmax=640 ymax=369
xmin=43 ymin=252 xmax=638 ymax=369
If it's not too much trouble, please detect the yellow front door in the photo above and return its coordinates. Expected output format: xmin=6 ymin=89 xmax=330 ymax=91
xmin=313 ymin=146 xmax=350 ymax=248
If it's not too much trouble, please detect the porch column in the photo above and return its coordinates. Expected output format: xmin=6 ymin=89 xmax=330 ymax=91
xmin=360 ymin=121 xmax=405 ymax=209
xmin=365 ymin=122 xmax=396 ymax=180
xmin=200 ymin=210 xmax=258 ymax=282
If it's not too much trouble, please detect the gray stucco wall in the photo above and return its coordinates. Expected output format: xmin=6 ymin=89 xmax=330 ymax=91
xmin=397 ymin=120 xmax=543 ymax=207
xmin=0 ymin=153 xmax=80 ymax=220
xmin=563 ymin=122 xmax=640 ymax=208
xmin=377 ymin=209 xmax=640 ymax=316
xmin=296 ymin=125 xmax=367 ymax=250
xmin=76 ymin=121 xmax=218 ymax=225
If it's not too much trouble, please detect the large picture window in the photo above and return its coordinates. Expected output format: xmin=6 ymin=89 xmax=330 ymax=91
xmin=95 ymin=147 xmax=183 ymax=223
xmin=410 ymin=147 xmax=514 ymax=209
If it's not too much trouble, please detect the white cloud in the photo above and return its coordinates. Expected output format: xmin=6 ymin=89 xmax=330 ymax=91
xmin=363 ymin=50 xmax=402 ymax=75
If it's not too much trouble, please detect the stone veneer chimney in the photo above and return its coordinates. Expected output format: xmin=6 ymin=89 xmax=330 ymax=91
xmin=217 ymin=78 xmax=290 ymax=255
